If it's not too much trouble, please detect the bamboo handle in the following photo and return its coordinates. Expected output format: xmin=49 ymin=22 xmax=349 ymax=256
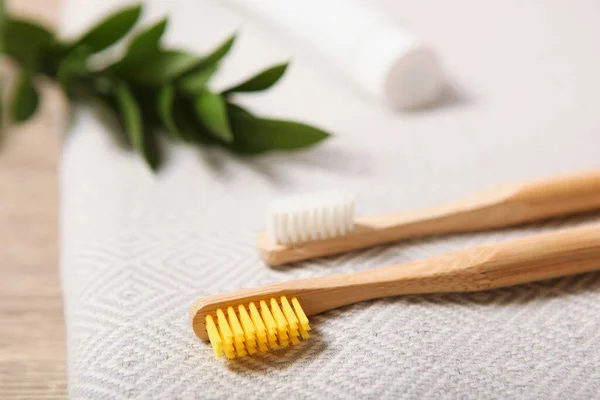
xmin=259 ymin=169 xmax=600 ymax=265
xmin=478 ymin=168 xmax=600 ymax=225
xmin=194 ymin=224 xmax=600 ymax=339
xmin=353 ymin=169 xmax=600 ymax=236
xmin=298 ymin=223 xmax=600 ymax=313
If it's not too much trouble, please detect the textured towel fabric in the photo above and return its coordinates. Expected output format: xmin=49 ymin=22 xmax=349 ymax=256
xmin=60 ymin=0 xmax=600 ymax=399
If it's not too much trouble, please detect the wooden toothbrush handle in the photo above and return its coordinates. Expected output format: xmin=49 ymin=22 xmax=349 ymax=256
xmin=259 ymin=169 xmax=600 ymax=266
xmin=494 ymin=168 xmax=600 ymax=224
xmin=372 ymin=169 xmax=600 ymax=234
xmin=292 ymin=223 xmax=600 ymax=316
xmin=194 ymin=224 xmax=600 ymax=340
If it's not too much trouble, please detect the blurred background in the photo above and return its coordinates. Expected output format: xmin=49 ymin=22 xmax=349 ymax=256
xmin=0 ymin=0 xmax=65 ymax=398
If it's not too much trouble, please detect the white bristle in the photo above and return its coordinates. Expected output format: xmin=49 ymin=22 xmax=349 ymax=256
xmin=266 ymin=191 xmax=356 ymax=245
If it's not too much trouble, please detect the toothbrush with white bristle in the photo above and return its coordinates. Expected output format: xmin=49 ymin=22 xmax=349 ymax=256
xmin=258 ymin=169 xmax=600 ymax=266
xmin=266 ymin=190 xmax=355 ymax=245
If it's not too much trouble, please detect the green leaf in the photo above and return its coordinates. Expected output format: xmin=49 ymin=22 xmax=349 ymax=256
xmin=193 ymin=91 xmax=232 ymax=142
xmin=115 ymin=83 xmax=142 ymax=149
xmin=196 ymin=34 xmax=236 ymax=70
xmin=127 ymin=18 xmax=166 ymax=57
xmin=10 ymin=67 xmax=39 ymax=122
xmin=57 ymin=46 xmax=92 ymax=93
xmin=119 ymin=18 xmax=167 ymax=68
xmin=176 ymin=34 xmax=235 ymax=82
xmin=124 ymin=50 xmax=198 ymax=84
xmin=71 ymin=4 xmax=141 ymax=53
xmin=157 ymin=84 xmax=181 ymax=139
xmin=0 ymin=4 xmax=331 ymax=170
xmin=228 ymin=109 xmax=331 ymax=154
xmin=114 ymin=82 xmax=160 ymax=169
xmin=90 ymin=76 xmax=117 ymax=98
xmin=2 ymin=18 xmax=54 ymax=64
xmin=140 ymin=124 xmax=162 ymax=171
xmin=171 ymin=100 xmax=216 ymax=144
xmin=226 ymin=102 xmax=254 ymax=118
xmin=178 ymin=64 xmax=218 ymax=95
xmin=223 ymin=62 xmax=288 ymax=94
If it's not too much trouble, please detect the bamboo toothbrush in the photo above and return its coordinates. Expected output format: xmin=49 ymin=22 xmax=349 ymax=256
xmin=191 ymin=223 xmax=600 ymax=359
xmin=259 ymin=169 xmax=600 ymax=266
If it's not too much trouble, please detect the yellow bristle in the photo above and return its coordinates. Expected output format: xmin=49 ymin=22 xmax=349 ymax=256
xmin=245 ymin=340 xmax=257 ymax=352
xmin=249 ymin=302 xmax=269 ymax=352
xmin=254 ymin=343 xmax=264 ymax=352
xmin=226 ymin=307 xmax=246 ymax=357
xmin=262 ymin=305 xmax=280 ymax=348
xmin=270 ymin=299 xmax=289 ymax=347
xmin=205 ymin=297 xmax=310 ymax=359
xmin=227 ymin=307 xmax=245 ymax=343
xmin=290 ymin=297 xmax=310 ymax=339
xmin=205 ymin=315 xmax=223 ymax=358
xmin=216 ymin=308 xmax=236 ymax=357
xmin=291 ymin=297 xmax=309 ymax=327
xmin=260 ymin=300 xmax=279 ymax=344
xmin=238 ymin=305 xmax=256 ymax=344
xmin=248 ymin=302 xmax=266 ymax=334
xmin=289 ymin=334 xmax=300 ymax=345
xmin=281 ymin=296 xmax=300 ymax=345
xmin=234 ymin=341 xmax=247 ymax=357
xmin=281 ymin=296 xmax=299 ymax=331
xmin=270 ymin=299 xmax=289 ymax=335
xmin=257 ymin=339 xmax=269 ymax=352
xmin=298 ymin=326 xmax=310 ymax=340
xmin=216 ymin=309 xmax=234 ymax=343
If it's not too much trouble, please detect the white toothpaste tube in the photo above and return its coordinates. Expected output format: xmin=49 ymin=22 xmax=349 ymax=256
xmin=225 ymin=0 xmax=444 ymax=109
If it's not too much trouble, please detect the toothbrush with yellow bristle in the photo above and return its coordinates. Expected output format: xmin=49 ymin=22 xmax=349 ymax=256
xmin=201 ymin=297 xmax=310 ymax=359
xmin=191 ymin=223 xmax=600 ymax=359
xmin=258 ymin=169 xmax=600 ymax=266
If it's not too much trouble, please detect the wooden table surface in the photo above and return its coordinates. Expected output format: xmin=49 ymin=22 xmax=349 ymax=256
xmin=0 ymin=0 xmax=67 ymax=398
